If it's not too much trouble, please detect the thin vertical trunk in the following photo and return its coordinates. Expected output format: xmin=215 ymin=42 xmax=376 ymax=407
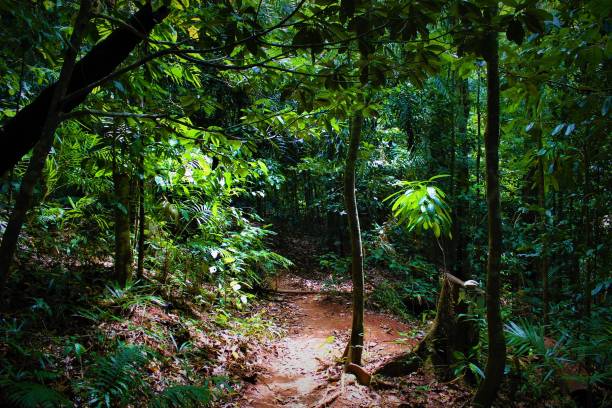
xmin=114 ymin=168 xmax=132 ymax=286
xmin=473 ymin=7 xmax=506 ymax=406
xmin=537 ymin=131 xmax=549 ymax=327
xmin=452 ymin=77 xmax=471 ymax=281
xmin=582 ymin=143 xmax=592 ymax=319
xmin=476 ymin=66 xmax=482 ymax=194
xmin=344 ymin=112 xmax=365 ymax=365
xmin=0 ymin=0 xmax=93 ymax=292
xmin=6 ymin=57 xmax=27 ymax=208
xmin=136 ymin=170 xmax=146 ymax=280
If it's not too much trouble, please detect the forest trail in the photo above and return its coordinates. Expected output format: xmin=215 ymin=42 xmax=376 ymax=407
xmin=239 ymin=273 xmax=415 ymax=407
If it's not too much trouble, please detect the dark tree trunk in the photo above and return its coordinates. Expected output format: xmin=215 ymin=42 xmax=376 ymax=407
xmin=537 ymin=130 xmax=549 ymax=327
xmin=476 ymin=65 xmax=482 ymax=194
xmin=582 ymin=143 xmax=592 ymax=319
xmin=344 ymin=112 xmax=365 ymax=366
xmin=374 ymin=274 xmax=481 ymax=379
xmin=136 ymin=172 xmax=146 ymax=280
xmin=404 ymin=111 xmax=416 ymax=151
xmin=452 ymin=77 xmax=471 ymax=281
xmin=418 ymin=277 xmax=460 ymax=379
xmin=0 ymin=0 xmax=93 ymax=292
xmin=0 ymin=3 xmax=170 ymax=175
xmin=114 ymin=170 xmax=132 ymax=286
xmin=473 ymin=7 xmax=506 ymax=407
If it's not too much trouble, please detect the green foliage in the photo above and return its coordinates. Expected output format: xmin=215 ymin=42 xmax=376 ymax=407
xmin=370 ymin=281 xmax=411 ymax=320
xmin=386 ymin=175 xmax=452 ymax=238
xmin=318 ymin=253 xmax=351 ymax=287
xmin=103 ymin=281 xmax=167 ymax=312
xmin=78 ymin=344 xmax=150 ymax=407
xmin=0 ymin=0 xmax=610 ymax=405
xmin=452 ymin=350 xmax=485 ymax=381
xmin=0 ymin=380 xmax=70 ymax=408
xmin=505 ymin=319 xmax=551 ymax=362
xmin=150 ymin=385 xmax=211 ymax=408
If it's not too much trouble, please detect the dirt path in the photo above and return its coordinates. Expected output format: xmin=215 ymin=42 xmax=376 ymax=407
xmin=240 ymin=286 xmax=416 ymax=407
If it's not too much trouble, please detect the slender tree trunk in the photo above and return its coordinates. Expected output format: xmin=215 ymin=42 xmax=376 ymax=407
xmin=453 ymin=78 xmax=471 ymax=281
xmin=0 ymin=0 xmax=93 ymax=292
xmin=404 ymin=105 xmax=416 ymax=151
xmin=136 ymin=169 xmax=146 ymax=280
xmin=473 ymin=7 xmax=506 ymax=406
xmin=476 ymin=65 xmax=482 ymax=194
xmin=0 ymin=3 xmax=169 ymax=175
xmin=344 ymin=112 xmax=365 ymax=365
xmin=582 ymin=143 xmax=592 ymax=319
xmin=537 ymin=130 xmax=549 ymax=327
xmin=114 ymin=168 xmax=132 ymax=286
xmin=5 ymin=57 xmax=27 ymax=208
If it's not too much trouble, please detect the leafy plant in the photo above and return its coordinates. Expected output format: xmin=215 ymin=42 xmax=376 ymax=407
xmin=150 ymin=385 xmax=211 ymax=408
xmin=452 ymin=350 xmax=485 ymax=381
xmin=504 ymin=319 xmax=567 ymax=397
xmin=370 ymin=281 xmax=411 ymax=320
xmin=385 ymin=175 xmax=452 ymax=238
xmin=319 ymin=253 xmax=351 ymax=287
xmin=77 ymin=344 xmax=150 ymax=407
xmin=0 ymin=380 xmax=70 ymax=408
xmin=103 ymin=281 xmax=166 ymax=312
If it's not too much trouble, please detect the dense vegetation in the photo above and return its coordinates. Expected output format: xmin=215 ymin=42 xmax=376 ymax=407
xmin=0 ymin=0 xmax=610 ymax=407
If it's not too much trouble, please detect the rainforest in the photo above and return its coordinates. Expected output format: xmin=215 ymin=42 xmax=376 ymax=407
xmin=0 ymin=0 xmax=610 ymax=407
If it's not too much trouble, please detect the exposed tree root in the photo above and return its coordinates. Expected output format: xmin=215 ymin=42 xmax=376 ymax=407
xmin=373 ymin=352 xmax=423 ymax=377
xmin=314 ymin=389 xmax=342 ymax=408
xmin=374 ymin=275 xmax=480 ymax=381
xmin=345 ymin=363 xmax=371 ymax=385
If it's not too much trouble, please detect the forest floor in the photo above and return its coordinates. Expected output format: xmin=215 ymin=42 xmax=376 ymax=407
xmin=235 ymin=275 xmax=470 ymax=407
xmin=228 ymin=233 xmax=472 ymax=407
xmin=0 ymin=232 xmax=578 ymax=407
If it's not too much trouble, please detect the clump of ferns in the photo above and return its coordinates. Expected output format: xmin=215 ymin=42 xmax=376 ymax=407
xmin=102 ymin=281 xmax=168 ymax=315
xmin=1 ymin=342 xmax=214 ymax=407
xmin=75 ymin=343 xmax=151 ymax=407
xmin=76 ymin=343 xmax=214 ymax=407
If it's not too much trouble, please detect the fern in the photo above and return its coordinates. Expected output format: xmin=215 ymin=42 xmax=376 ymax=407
xmin=104 ymin=281 xmax=167 ymax=311
xmin=505 ymin=319 xmax=547 ymax=357
xmin=0 ymin=380 xmax=70 ymax=408
xmin=150 ymin=385 xmax=211 ymax=408
xmin=79 ymin=344 xmax=150 ymax=407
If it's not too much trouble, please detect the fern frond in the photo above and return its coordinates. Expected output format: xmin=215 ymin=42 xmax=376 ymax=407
xmin=79 ymin=344 xmax=150 ymax=407
xmin=0 ymin=380 xmax=70 ymax=408
xmin=150 ymin=385 xmax=211 ymax=408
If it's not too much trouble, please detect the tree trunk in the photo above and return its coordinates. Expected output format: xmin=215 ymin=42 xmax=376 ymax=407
xmin=472 ymin=7 xmax=507 ymax=407
xmin=582 ymin=143 xmax=592 ymax=319
xmin=114 ymin=169 xmax=132 ymax=287
xmin=136 ymin=173 xmax=146 ymax=280
xmin=344 ymin=112 xmax=365 ymax=365
xmin=0 ymin=0 xmax=93 ymax=292
xmin=476 ymin=65 xmax=482 ymax=195
xmin=374 ymin=274 xmax=481 ymax=379
xmin=453 ymin=78 xmax=471 ymax=281
xmin=0 ymin=3 xmax=170 ymax=175
xmin=417 ymin=277 xmax=459 ymax=379
xmin=537 ymin=130 xmax=549 ymax=327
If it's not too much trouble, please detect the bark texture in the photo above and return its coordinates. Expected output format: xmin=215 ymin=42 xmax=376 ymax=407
xmin=136 ymin=174 xmax=146 ymax=280
xmin=0 ymin=0 xmax=93 ymax=292
xmin=472 ymin=8 xmax=507 ymax=407
xmin=114 ymin=171 xmax=132 ymax=286
xmin=0 ymin=3 xmax=170 ymax=175
xmin=344 ymin=112 xmax=365 ymax=365
xmin=373 ymin=274 xmax=479 ymax=380
xmin=537 ymin=129 xmax=549 ymax=327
